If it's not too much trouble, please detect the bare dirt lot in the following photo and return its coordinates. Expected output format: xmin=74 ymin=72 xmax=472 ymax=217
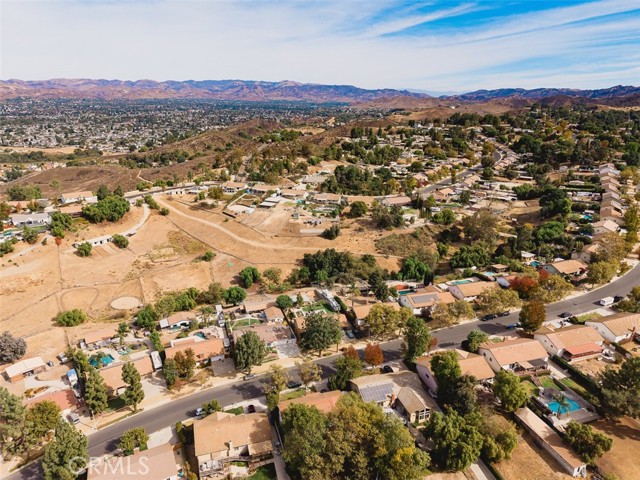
xmin=592 ymin=416 xmax=640 ymax=480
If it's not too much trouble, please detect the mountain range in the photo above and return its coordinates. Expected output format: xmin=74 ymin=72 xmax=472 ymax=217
xmin=0 ymin=79 xmax=638 ymax=104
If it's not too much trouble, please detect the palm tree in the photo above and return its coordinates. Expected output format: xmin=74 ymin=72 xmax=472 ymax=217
xmin=117 ymin=322 xmax=130 ymax=347
xmin=553 ymin=393 xmax=571 ymax=418
xmin=348 ymin=282 xmax=359 ymax=308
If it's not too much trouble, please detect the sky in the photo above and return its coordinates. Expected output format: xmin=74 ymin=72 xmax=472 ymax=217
xmin=1 ymin=0 xmax=639 ymax=92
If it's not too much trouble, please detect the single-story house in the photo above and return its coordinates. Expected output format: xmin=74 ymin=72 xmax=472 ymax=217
xmin=592 ymin=219 xmax=620 ymax=236
xmin=5 ymin=357 xmax=46 ymax=383
xmin=58 ymin=204 xmax=84 ymax=217
xmin=585 ymin=312 xmax=640 ymax=343
xmin=59 ymin=190 xmax=97 ymax=205
xmin=600 ymin=207 xmax=624 ymax=226
xmin=242 ymin=297 xmax=276 ymax=314
xmin=279 ymin=189 xmax=308 ymax=201
xmin=25 ymin=389 xmax=78 ymax=414
xmin=515 ymin=407 xmax=587 ymax=478
xmin=416 ymin=349 xmax=495 ymax=395
xmin=99 ymin=356 xmax=155 ymax=396
xmin=521 ymin=251 xmax=537 ymax=263
xmin=490 ymin=263 xmax=509 ymax=273
xmin=10 ymin=212 xmax=51 ymax=228
xmin=352 ymin=302 xmax=402 ymax=326
xmin=540 ymin=259 xmax=588 ymax=278
xmin=534 ymin=325 xmax=605 ymax=362
xmin=449 ymin=281 xmax=498 ymax=301
xmin=159 ymin=311 xmax=196 ymax=329
xmin=79 ymin=328 xmax=117 ymax=350
xmin=194 ymin=411 xmax=272 ymax=478
xmin=380 ymin=195 xmax=412 ymax=207
xmin=232 ymin=323 xmax=295 ymax=347
xmin=165 ymin=337 xmax=226 ymax=365
xmin=250 ymin=184 xmax=279 ymax=196
xmin=571 ymin=243 xmax=601 ymax=264
xmin=343 ymin=195 xmax=376 ymax=207
xmin=277 ymin=390 xmax=343 ymax=422
xmin=313 ymin=193 xmax=342 ymax=204
xmin=264 ymin=306 xmax=285 ymax=323
xmin=398 ymin=290 xmax=456 ymax=314
xmin=88 ymin=443 xmax=179 ymax=480
xmin=221 ymin=182 xmax=247 ymax=194
xmin=478 ymin=337 xmax=549 ymax=373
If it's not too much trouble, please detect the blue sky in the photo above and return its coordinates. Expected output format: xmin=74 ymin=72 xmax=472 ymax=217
xmin=1 ymin=0 xmax=639 ymax=92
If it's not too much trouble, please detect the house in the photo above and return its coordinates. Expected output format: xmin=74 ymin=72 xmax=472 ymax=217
xmin=59 ymin=191 xmax=97 ymax=205
xmin=432 ymin=187 xmax=455 ymax=202
xmin=250 ymin=184 xmax=279 ymax=196
xmin=540 ymin=259 xmax=588 ymax=278
xmin=88 ymin=443 xmax=179 ymax=480
xmin=515 ymin=407 xmax=587 ymax=477
xmin=221 ymin=182 xmax=247 ymax=194
xmin=380 ymin=195 xmax=412 ymax=207
xmin=350 ymin=371 xmax=438 ymax=423
xmin=194 ymin=411 xmax=272 ymax=478
xmin=571 ymin=243 xmax=601 ymax=264
xmin=521 ymin=251 xmax=536 ymax=263
xmin=25 ymin=389 xmax=78 ymax=414
xmin=99 ymin=356 xmax=155 ymax=396
xmin=159 ymin=311 xmax=195 ymax=329
xmin=490 ymin=263 xmax=509 ymax=273
xmin=534 ymin=325 xmax=605 ymax=362
xmin=165 ymin=337 xmax=226 ymax=365
xmin=5 ymin=357 xmax=46 ymax=383
xmin=58 ymin=204 xmax=84 ymax=217
xmin=448 ymin=281 xmax=498 ymax=301
xmin=416 ymin=349 xmax=495 ymax=395
xmin=352 ymin=302 xmax=402 ymax=326
xmin=478 ymin=337 xmax=549 ymax=373
xmin=313 ymin=193 xmax=342 ymax=204
xmin=79 ymin=328 xmax=117 ymax=350
xmin=600 ymin=206 xmax=624 ymax=226
xmin=585 ymin=312 xmax=640 ymax=343
xmin=264 ymin=306 xmax=285 ymax=323
xmin=279 ymin=189 xmax=308 ymax=201
xmin=242 ymin=297 xmax=276 ymax=314
xmin=343 ymin=195 xmax=376 ymax=207
xmin=232 ymin=323 xmax=295 ymax=347
xmin=9 ymin=212 xmax=51 ymax=228
xmin=398 ymin=290 xmax=456 ymax=315
xmin=277 ymin=390 xmax=344 ymax=422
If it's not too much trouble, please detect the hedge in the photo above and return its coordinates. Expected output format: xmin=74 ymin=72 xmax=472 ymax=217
xmin=551 ymin=356 xmax=600 ymax=395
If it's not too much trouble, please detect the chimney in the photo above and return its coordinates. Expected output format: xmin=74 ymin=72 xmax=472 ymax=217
xmin=227 ymin=440 xmax=233 ymax=456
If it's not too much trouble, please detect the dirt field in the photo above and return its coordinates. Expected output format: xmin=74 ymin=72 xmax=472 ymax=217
xmin=592 ymin=416 xmax=640 ymax=480
xmin=495 ymin=431 xmax=574 ymax=480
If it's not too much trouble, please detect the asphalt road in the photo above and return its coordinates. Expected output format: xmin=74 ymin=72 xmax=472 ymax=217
xmin=8 ymin=264 xmax=640 ymax=480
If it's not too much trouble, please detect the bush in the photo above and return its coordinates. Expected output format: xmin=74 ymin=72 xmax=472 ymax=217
xmin=202 ymin=251 xmax=215 ymax=261
xmin=22 ymin=227 xmax=40 ymax=244
xmin=57 ymin=309 xmax=87 ymax=327
xmin=321 ymin=224 xmax=340 ymax=240
xmin=111 ymin=234 xmax=129 ymax=249
xmin=82 ymin=196 xmax=130 ymax=223
xmin=160 ymin=207 xmax=170 ymax=216
xmin=76 ymin=242 xmax=92 ymax=257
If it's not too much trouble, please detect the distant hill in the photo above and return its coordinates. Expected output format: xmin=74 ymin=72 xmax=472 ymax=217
xmin=0 ymin=79 xmax=429 ymax=104
xmin=452 ymin=85 xmax=640 ymax=101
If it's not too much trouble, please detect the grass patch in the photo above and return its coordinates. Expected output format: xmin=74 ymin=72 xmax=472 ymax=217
xmin=224 ymin=406 xmax=244 ymax=415
xmin=302 ymin=302 xmax=333 ymax=314
xmin=521 ymin=380 xmax=539 ymax=398
xmin=107 ymin=396 xmax=127 ymax=412
xmin=539 ymin=376 xmax=556 ymax=390
xmin=249 ymin=463 xmax=277 ymax=480
xmin=280 ymin=389 xmax=306 ymax=401
xmin=574 ymin=312 xmax=602 ymax=324
xmin=231 ymin=318 xmax=261 ymax=330
xmin=231 ymin=461 xmax=248 ymax=467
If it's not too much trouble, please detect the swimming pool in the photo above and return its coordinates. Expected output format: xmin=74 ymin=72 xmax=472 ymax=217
xmin=547 ymin=398 xmax=581 ymax=414
xmin=450 ymin=279 xmax=473 ymax=285
xmin=90 ymin=354 xmax=115 ymax=368
xmin=397 ymin=289 xmax=414 ymax=295
xmin=195 ymin=332 xmax=207 ymax=339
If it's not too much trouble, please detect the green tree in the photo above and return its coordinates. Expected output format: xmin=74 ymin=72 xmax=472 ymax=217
xmin=479 ymin=414 xmax=519 ymax=462
xmin=519 ymin=300 xmax=546 ymax=333
xmin=403 ymin=316 xmax=431 ymax=364
xmin=281 ymin=404 xmax=329 ymax=479
xmin=327 ymin=354 xmax=362 ymax=391
xmin=200 ymin=282 xmax=225 ymax=304
xmin=85 ymin=367 xmax=109 ymax=416
xmin=149 ymin=330 xmax=164 ymax=352
xmin=76 ymin=242 xmax=92 ymax=257
xmin=348 ymin=201 xmax=368 ymax=218
xmin=96 ymin=184 xmax=110 ymax=201
xmin=276 ymin=294 xmax=293 ymax=310
xmin=301 ymin=313 xmax=342 ymax=356
xmin=461 ymin=209 xmax=498 ymax=244
xmin=116 ymin=322 xmax=129 ymax=347
xmin=21 ymin=400 xmax=60 ymax=454
xmin=365 ymin=304 xmax=410 ymax=340
xmin=56 ymin=309 xmax=87 ymax=327
xmin=0 ymin=331 xmax=27 ymax=363
xmin=201 ymin=399 xmax=222 ymax=415
xmin=42 ymin=419 xmax=88 ymax=480
xmin=600 ymin=357 xmax=640 ymax=417
xmin=530 ymin=274 xmax=573 ymax=302
xmin=564 ymin=421 xmax=613 ymax=464
xmin=265 ymin=364 xmax=291 ymax=411
xmin=233 ymin=331 xmax=267 ymax=374
xmin=174 ymin=349 xmax=196 ymax=379
xmin=476 ymin=287 xmax=522 ymax=315
xmin=163 ymin=358 xmax=179 ymax=388
xmin=425 ymin=410 xmax=483 ymax=471
xmin=239 ymin=266 xmax=261 ymax=288
xmin=22 ymin=227 xmax=40 ymax=244
xmin=135 ymin=305 xmax=158 ymax=329
xmin=448 ymin=300 xmax=475 ymax=322
xmin=111 ymin=234 xmax=129 ymax=248
xmin=0 ymin=387 xmax=26 ymax=456
xmin=121 ymin=362 xmax=144 ymax=411
xmin=466 ymin=330 xmax=489 ymax=353
xmin=223 ymin=286 xmax=247 ymax=305
xmin=492 ymin=370 xmax=528 ymax=412
xmin=296 ymin=357 xmax=321 ymax=390
xmin=587 ymin=261 xmax=618 ymax=286
xmin=118 ymin=427 xmax=149 ymax=456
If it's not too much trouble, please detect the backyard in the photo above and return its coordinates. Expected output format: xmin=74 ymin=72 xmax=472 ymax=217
xmin=248 ymin=463 xmax=277 ymax=480
xmin=592 ymin=416 xmax=640 ymax=480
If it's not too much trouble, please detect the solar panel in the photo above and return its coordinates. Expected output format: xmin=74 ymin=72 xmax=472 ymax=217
xmin=360 ymin=383 xmax=394 ymax=403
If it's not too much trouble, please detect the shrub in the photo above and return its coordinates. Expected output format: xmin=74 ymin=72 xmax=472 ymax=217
xmin=57 ymin=309 xmax=87 ymax=326
xmin=321 ymin=224 xmax=340 ymax=240
xmin=111 ymin=234 xmax=129 ymax=248
xmin=76 ymin=242 xmax=92 ymax=257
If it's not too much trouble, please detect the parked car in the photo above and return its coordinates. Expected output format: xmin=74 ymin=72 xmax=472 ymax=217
xmin=247 ymin=404 xmax=256 ymax=413
xmin=345 ymin=329 xmax=355 ymax=339
xmin=243 ymin=373 xmax=257 ymax=381
xmin=287 ymin=380 xmax=302 ymax=389
xmin=381 ymin=365 xmax=394 ymax=374
xmin=599 ymin=297 xmax=615 ymax=306
xmin=481 ymin=313 xmax=497 ymax=321
xmin=195 ymin=407 xmax=205 ymax=417
xmin=559 ymin=312 xmax=572 ymax=318
xmin=498 ymin=311 xmax=510 ymax=317
xmin=613 ymin=295 xmax=624 ymax=303
xmin=505 ymin=322 xmax=522 ymax=330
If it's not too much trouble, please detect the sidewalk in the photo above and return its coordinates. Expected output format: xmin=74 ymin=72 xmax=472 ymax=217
xmin=470 ymin=460 xmax=497 ymax=480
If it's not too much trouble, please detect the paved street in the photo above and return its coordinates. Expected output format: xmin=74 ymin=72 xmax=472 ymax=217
xmin=7 ymin=263 xmax=640 ymax=480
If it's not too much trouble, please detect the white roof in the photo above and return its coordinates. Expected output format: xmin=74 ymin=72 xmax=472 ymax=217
xmin=5 ymin=357 xmax=45 ymax=378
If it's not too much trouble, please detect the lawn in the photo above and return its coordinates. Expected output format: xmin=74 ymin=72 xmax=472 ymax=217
xmin=107 ymin=396 xmax=126 ymax=412
xmin=280 ymin=389 xmax=306 ymax=401
xmin=539 ymin=376 xmax=557 ymax=390
xmin=574 ymin=312 xmax=602 ymax=324
xmin=231 ymin=318 xmax=261 ymax=330
xmin=521 ymin=380 xmax=539 ymax=398
xmin=302 ymin=302 xmax=333 ymax=314
xmin=224 ymin=406 xmax=244 ymax=415
xmin=249 ymin=463 xmax=277 ymax=480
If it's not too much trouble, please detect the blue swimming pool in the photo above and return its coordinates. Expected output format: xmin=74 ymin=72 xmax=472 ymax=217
xmin=548 ymin=398 xmax=581 ymax=414
xmin=90 ymin=354 xmax=115 ymax=368
xmin=195 ymin=332 xmax=207 ymax=339
xmin=451 ymin=279 xmax=473 ymax=285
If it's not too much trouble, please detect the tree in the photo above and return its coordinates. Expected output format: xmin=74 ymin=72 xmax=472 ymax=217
xmin=446 ymin=375 xmax=478 ymax=415
xmin=530 ymin=274 xmax=572 ymax=302
xmin=462 ymin=209 xmax=498 ymax=244
xmin=21 ymin=400 xmax=60 ymax=454
xmin=600 ymin=357 xmax=640 ymax=417
xmin=224 ymin=286 xmax=247 ymax=305
xmin=432 ymin=208 xmax=456 ymax=225
xmin=121 ymin=362 xmax=144 ymax=411
xmin=492 ymin=370 xmax=528 ymax=412
xmin=327 ymin=354 xmax=362 ymax=391
xmin=425 ymin=411 xmax=483 ymax=471
xmin=459 ymin=190 xmax=471 ymax=205
xmin=201 ymin=399 xmax=222 ymax=415
xmin=0 ymin=387 xmax=26 ymax=456
xmin=56 ymin=309 xmax=87 ymax=327
xmin=174 ymin=348 xmax=196 ymax=379
xmin=163 ymin=358 xmax=179 ymax=388
xmin=448 ymin=300 xmax=475 ymax=322
xmin=296 ymin=357 xmax=321 ymax=390
xmin=200 ymin=282 xmax=225 ymax=304
xmin=281 ymin=403 xmax=329 ymax=479
xmin=75 ymin=242 xmax=92 ymax=257
xmin=431 ymin=351 xmax=462 ymax=390
xmin=593 ymin=232 xmax=629 ymax=264
xmin=450 ymin=244 xmax=491 ymax=268
xmin=564 ymin=421 xmax=613 ymax=464
xmin=276 ymin=294 xmax=293 ymax=310
xmin=476 ymin=287 xmax=522 ymax=315
xmin=368 ymin=271 xmax=390 ymax=300
xmin=0 ymin=331 xmax=27 ymax=363
xmin=466 ymin=330 xmax=489 ymax=353
xmin=118 ymin=427 xmax=149 ymax=456
xmin=322 ymin=224 xmax=340 ymax=240
xmin=85 ymin=367 xmax=108 ymax=416
xmin=519 ymin=300 xmax=546 ymax=333
xmin=22 ymin=227 xmax=40 ymax=244
xmin=348 ymin=201 xmax=368 ymax=218
xmin=479 ymin=413 xmax=518 ymax=462
xmin=42 ymin=419 xmax=87 ymax=480
xmin=364 ymin=343 xmax=384 ymax=368
xmin=365 ymin=304 xmax=410 ymax=340
xmin=96 ymin=184 xmax=110 ymax=201
xmin=116 ymin=322 xmax=129 ymax=347
xmin=239 ymin=266 xmax=261 ymax=288
xmin=540 ymin=187 xmax=572 ymax=218
xmin=430 ymin=302 xmax=454 ymax=325
xmin=265 ymin=364 xmax=290 ymax=411
xmin=403 ymin=316 xmax=431 ymax=364
xmin=135 ymin=305 xmax=158 ymax=329
xmin=587 ymin=261 xmax=618 ymax=286
xmin=111 ymin=234 xmax=129 ymax=248
xmin=301 ymin=313 xmax=342 ymax=356
xmin=149 ymin=330 xmax=164 ymax=352
xmin=233 ymin=331 xmax=267 ymax=373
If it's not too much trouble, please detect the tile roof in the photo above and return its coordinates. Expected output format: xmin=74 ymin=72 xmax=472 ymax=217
xmin=479 ymin=338 xmax=548 ymax=366
xmin=165 ymin=337 xmax=225 ymax=361
xmin=587 ymin=312 xmax=640 ymax=337
xmin=536 ymin=324 xmax=604 ymax=351
xmin=88 ymin=443 xmax=177 ymax=480
xmin=279 ymin=391 xmax=344 ymax=414
xmin=194 ymin=412 xmax=272 ymax=458
xmin=99 ymin=356 xmax=154 ymax=392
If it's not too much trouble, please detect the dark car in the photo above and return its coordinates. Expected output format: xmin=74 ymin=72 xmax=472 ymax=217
xmin=614 ymin=295 xmax=624 ymax=303
xmin=287 ymin=380 xmax=302 ymax=389
xmin=381 ymin=365 xmax=394 ymax=374
xmin=505 ymin=322 xmax=522 ymax=330
xmin=498 ymin=311 xmax=510 ymax=317
xmin=481 ymin=313 xmax=497 ymax=321
xmin=247 ymin=404 xmax=256 ymax=413
xmin=559 ymin=312 xmax=572 ymax=318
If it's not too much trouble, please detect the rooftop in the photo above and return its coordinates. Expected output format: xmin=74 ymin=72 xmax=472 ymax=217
xmin=479 ymin=337 xmax=548 ymax=366
xmin=194 ymin=411 xmax=272 ymax=458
